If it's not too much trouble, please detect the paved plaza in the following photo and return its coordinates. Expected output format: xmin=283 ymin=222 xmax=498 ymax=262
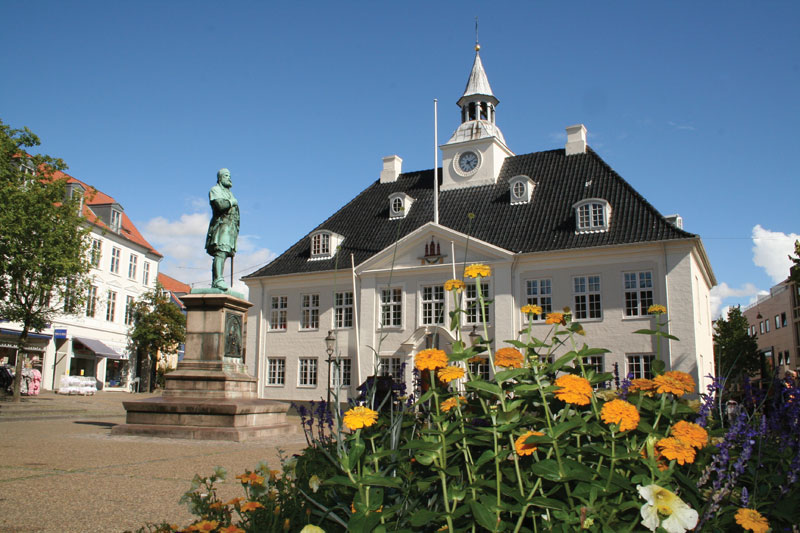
xmin=0 ymin=391 xmax=307 ymax=533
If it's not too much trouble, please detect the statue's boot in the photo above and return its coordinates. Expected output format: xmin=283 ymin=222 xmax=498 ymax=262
xmin=211 ymin=253 xmax=229 ymax=290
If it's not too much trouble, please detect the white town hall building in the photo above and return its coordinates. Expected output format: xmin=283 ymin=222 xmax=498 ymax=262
xmin=242 ymin=45 xmax=717 ymax=404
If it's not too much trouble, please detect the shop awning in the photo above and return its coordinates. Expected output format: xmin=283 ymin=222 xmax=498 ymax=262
xmin=73 ymin=337 xmax=126 ymax=360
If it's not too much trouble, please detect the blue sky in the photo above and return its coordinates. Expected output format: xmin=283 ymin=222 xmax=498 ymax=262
xmin=2 ymin=1 xmax=798 ymax=315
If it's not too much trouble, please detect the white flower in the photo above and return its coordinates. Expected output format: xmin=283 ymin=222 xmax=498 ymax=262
xmin=309 ymin=474 xmax=321 ymax=493
xmin=637 ymin=484 xmax=698 ymax=533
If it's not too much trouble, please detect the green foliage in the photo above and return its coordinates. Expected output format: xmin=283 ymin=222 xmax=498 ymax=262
xmin=713 ymin=306 xmax=761 ymax=393
xmin=0 ymin=118 xmax=92 ymax=401
xmin=128 ymin=282 xmax=186 ymax=392
xmin=790 ymin=240 xmax=800 ymax=286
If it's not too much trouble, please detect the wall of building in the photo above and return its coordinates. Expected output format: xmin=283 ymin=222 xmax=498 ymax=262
xmin=743 ymin=282 xmax=797 ymax=377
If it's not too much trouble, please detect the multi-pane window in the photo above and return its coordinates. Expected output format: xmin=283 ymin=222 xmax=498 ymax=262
xmin=106 ymin=290 xmax=117 ymax=322
xmin=624 ymin=272 xmax=654 ymax=317
xmin=331 ymin=358 xmax=352 ymax=388
xmin=298 ymin=358 xmax=318 ymax=387
xmin=577 ymin=202 xmax=607 ymax=231
xmin=335 ymin=291 xmax=353 ymax=328
xmin=525 ymin=279 xmax=552 ymax=321
xmin=469 ymin=359 xmax=490 ymax=380
xmin=582 ymin=355 xmax=606 ymax=389
xmin=311 ymin=233 xmax=330 ymax=256
xmin=110 ymin=209 xmax=122 ymax=230
xmin=574 ymin=276 xmax=602 ymax=320
xmin=627 ymin=354 xmax=655 ymax=379
xmin=110 ymin=247 xmax=121 ymax=274
xmin=301 ymin=294 xmax=320 ymax=330
xmin=128 ymin=254 xmax=138 ymax=280
xmin=267 ymin=358 xmax=285 ymax=385
xmin=380 ymin=288 xmax=402 ymax=328
xmin=90 ymin=239 xmax=102 ymax=267
xmin=125 ymin=295 xmax=135 ymax=326
xmin=86 ymin=286 xmax=98 ymax=317
xmin=421 ymin=285 xmax=445 ymax=325
xmin=270 ymin=296 xmax=288 ymax=330
xmin=379 ymin=357 xmax=404 ymax=382
xmin=143 ymin=262 xmax=151 ymax=286
xmin=465 ymin=282 xmax=491 ymax=325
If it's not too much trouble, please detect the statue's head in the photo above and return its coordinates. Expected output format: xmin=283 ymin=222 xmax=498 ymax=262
xmin=217 ymin=168 xmax=232 ymax=186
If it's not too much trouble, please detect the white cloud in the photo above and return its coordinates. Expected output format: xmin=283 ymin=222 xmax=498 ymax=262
xmin=709 ymin=282 xmax=764 ymax=320
xmin=141 ymin=213 xmax=275 ymax=299
xmin=667 ymin=120 xmax=695 ymax=131
xmin=752 ymin=225 xmax=800 ymax=283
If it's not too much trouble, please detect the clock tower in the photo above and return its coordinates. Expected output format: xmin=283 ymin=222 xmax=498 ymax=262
xmin=441 ymin=44 xmax=514 ymax=191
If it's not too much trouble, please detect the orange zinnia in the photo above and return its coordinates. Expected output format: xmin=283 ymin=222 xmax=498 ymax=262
xmin=464 ymin=263 xmax=491 ymax=278
xmin=670 ymin=420 xmax=708 ymax=449
xmin=657 ymin=437 xmax=696 ymax=465
xmin=438 ymin=365 xmax=465 ymax=383
xmin=193 ymin=521 xmax=220 ymax=532
xmin=545 ymin=312 xmax=565 ymax=325
xmin=628 ymin=378 xmax=657 ymax=394
xmin=220 ymin=526 xmax=246 ymax=533
xmin=665 ymin=371 xmax=695 ymax=394
xmin=440 ymin=396 xmax=466 ymax=412
xmin=415 ymin=348 xmax=449 ymax=371
xmin=554 ymin=374 xmax=593 ymax=405
xmin=240 ymin=501 xmax=264 ymax=512
xmin=648 ymin=304 xmax=667 ymax=315
xmin=236 ymin=472 xmax=265 ymax=485
xmin=734 ymin=508 xmax=769 ymax=533
xmin=600 ymin=399 xmax=640 ymax=432
xmin=467 ymin=355 xmax=486 ymax=364
xmin=521 ymin=304 xmax=543 ymax=316
xmin=444 ymin=279 xmax=465 ymax=292
xmin=343 ymin=406 xmax=379 ymax=430
xmin=653 ymin=372 xmax=694 ymax=397
xmin=495 ymin=347 xmax=524 ymax=369
xmin=515 ymin=430 xmax=544 ymax=456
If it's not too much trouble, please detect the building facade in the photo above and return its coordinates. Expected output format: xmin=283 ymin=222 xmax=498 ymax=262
xmin=243 ymin=46 xmax=717 ymax=404
xmin=0 ymin=173 xmax=162 ymax=392
xmin=742 ymin=278 xmax=799 ymax=378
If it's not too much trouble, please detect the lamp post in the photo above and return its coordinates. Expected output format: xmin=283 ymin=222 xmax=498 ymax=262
xmin=468 ymin=325 xmax=480 ymax=347
xmin=324 ymin=330 xmax=336 ymax=407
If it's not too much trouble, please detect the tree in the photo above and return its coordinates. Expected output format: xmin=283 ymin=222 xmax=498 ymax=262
xmin=0 ymin=119 xmax=93 ymax=402
xmin=789 ymin=240 xmax=800 ymax=286
xmin=128 ymin=282 xmax=186 ymax=392
xmin=713 ymin=306 xmax=761 ymax=396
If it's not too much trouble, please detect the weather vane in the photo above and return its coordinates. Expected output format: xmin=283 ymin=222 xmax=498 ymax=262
xmin=475 ymin=16 xmax=480 ymax=51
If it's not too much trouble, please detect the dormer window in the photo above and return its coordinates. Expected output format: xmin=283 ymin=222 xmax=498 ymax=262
xmin=509 ymin=175 xmax=534 ymax=205
xmin=574 ymin=199 xmax=611 ymax=233
xmin=110 ymin=209 xmax=122 ymax=232
xmin=389 ymin=192 xmax=414 ymax=220
xmin=309 ymin=230 xmax=344 ymax=260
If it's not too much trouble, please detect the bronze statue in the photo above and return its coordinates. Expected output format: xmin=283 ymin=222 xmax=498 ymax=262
xmin=205 ymin=168 xmax=239 ymax=290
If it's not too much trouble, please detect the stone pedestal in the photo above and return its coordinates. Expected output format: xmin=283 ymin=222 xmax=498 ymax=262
xmin=112 ymin=292 xmax=291 ymax=442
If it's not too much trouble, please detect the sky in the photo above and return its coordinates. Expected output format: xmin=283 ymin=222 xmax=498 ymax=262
xmin=1 ymin=1 xmax=798 ymax=316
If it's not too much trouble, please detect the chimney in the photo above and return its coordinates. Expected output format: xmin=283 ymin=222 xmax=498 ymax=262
xmin=565 ymin=124 xmax=587 ymax=155
xmin=380 ymin=155 xmax=403 ymax=183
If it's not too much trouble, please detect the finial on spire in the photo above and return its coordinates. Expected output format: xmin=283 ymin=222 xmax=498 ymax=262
xmin=475 ymin=17 xmax=480 ymax=51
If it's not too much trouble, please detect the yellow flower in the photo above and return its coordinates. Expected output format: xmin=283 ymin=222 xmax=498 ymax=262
xmin=440 ymin=396 xmax=466 ymax=412
xmin=220 ymin=526 xmax=245 ymax=533
xmin=226 ymin=497 xmax=244 ymax=507
xmin=670 ymin=421 xmax=708 ymax=449
xmin=309 ymin=474 xmax=321 ymax=493
xmin=656 ymin=437 xmax=697 ymax=465
xmin=495 ymin=347 xmax=524 ymax=369
xmin=283 ymin=518 xmax=291 ymax=531
xmin=464 ymin=263 xmax=491 ymax=278
xmin=415 ymin=348 xmax=448 ymax=371
xmin=193 ymin=521 xmax=220 ymax=533
xmin=521 ymin=304 xmax=542 ymax=315
xmin=554 ymin=374 xmax=593 ymax=405
xmin=515 ymin=430 xmax=544 ymax=456
xmin=734 ymin=508 xmax=769 ymax=533
xmin=343 ymin=406 xmax=378 ymax=430
xmin=629 ymin=378 xmax=657 ymax=394
xmin=648 ymin=304 xmax=667 ymax=315
xmin=600 ymin=399 xmax=640 ymax=432
xmin=444 ymin=279 xmax=465 ymax=292
xmin=637 ymin=484 xmax=698 ymax=533
xmin=653 ymin=372 xmax=695 ymax=396
xmin=269 ymin=469 xmax=281 ymax=482
xmin=545 ymin=312 xmax=565 ymax=325
xmin=208 ymin=501 xmax=224 ymax=510
xmin=467 ymin=355 xmax=486 ymax=364
xmin=240 ymin=501 xmax=264 ymax=512
xmin=438 ymin=365 xmax=465 ymax=383
xmin=299 ymin=526 xmax=326 ymax=533
xmin=236 ymin=472 xmax=265 ymax=485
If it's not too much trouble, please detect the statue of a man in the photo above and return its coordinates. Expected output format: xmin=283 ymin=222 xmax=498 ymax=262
xmin=205 ymin=168 xmax=239 ymax=290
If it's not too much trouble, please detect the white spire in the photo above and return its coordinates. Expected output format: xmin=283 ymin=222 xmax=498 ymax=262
xmin=458 ymin=48 xmax=497 ymax=106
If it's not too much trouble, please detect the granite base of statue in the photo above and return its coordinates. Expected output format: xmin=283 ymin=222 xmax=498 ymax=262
xmin=112 ymin=290 xmax=291 ymax=441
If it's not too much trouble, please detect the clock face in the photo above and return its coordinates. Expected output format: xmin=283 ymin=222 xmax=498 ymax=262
xmin=458 ymin=151 xmax=479 ymax=173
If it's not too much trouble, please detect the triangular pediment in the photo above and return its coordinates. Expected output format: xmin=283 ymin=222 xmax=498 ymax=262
xmin=357 ymin=222 xmax=513 ymax=274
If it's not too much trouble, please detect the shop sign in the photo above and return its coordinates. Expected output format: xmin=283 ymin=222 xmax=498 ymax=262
xmin=54 ymin=329 xmax=68 ymax=339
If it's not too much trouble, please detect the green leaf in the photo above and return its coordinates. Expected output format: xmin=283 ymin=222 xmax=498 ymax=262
xmin=470 ymin=499 xmax=499 ymax=531
xmin=409 ymin=509 xmax=439 ymax=527
xmin=528 ymin=497 xmax=567 ymax=510
xmin=494 ymin=368 xmax=529 ymax=382
xmin=348 ymin=440 xmax=365 ymax=467
xmin=475 ymin=449 xmax=496 ymax=467
xmin=360 ymin=475 xmax=401 ymax=488
xmin=465 ymin=380 xmax=504 ymax=397
xmin=633 ymin=328 xmax=657 ymax=335
xmin=551 ymin=417 xmax=584 ymax=438
xmin=531 ymin=459 xmax=563 ymax=481
xmin=324 ymin=475 xmax=357 ymax=488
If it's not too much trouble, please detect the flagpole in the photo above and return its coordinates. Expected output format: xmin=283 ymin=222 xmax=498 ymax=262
xmin=434 ymin=99 xmax=439 ymax=225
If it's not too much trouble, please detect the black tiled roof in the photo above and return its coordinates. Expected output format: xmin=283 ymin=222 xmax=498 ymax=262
xmin=245 ymin=148 xmax=694 ymax=279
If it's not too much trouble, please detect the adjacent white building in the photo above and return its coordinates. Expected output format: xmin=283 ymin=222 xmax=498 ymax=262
xmin=243 ymin=45 xmax=717 ymax=404
xmin=0 ymin=173 xmax=162 ymax=392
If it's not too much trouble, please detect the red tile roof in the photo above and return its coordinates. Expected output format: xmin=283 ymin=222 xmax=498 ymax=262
xmin=158 ymin=272 xmax=191 ymax=294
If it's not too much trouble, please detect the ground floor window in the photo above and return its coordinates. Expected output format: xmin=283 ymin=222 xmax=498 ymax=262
xmin=379 ymin=356 xmax=404 ymax=383
xmin=267 ymin=358 xmax=285 ymax=386
xmin=331 ymin=358 xmax=351 ymax=388
xmin=298 ymin=358 xmax=318 ymax=387
xmin=70 ymin=355 xmax=96 ymax=377
xmin=105 ymin=359 xmax=129 ymax=387
xmin=582 ymin=355 xmax=607 ymax=389
xmin=626 ymin=354 xmax=654 ymax=379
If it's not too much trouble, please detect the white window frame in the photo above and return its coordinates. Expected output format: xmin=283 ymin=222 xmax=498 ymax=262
xmin=765 ymin=319 xmax=770 ymax=333
xmin=388 ymin=192 xmax=413 ymax=219
xmin=465 ymin=281 xmax=491 ymax=325
xmin=266 ymin=358 xmax=286 ymax=386
xmin=110 ymin=209 xmax=122 ymax=231
xmin=775 ymin=315 xmax=781 ymax=330
xmin=574 ymin=199 xmax=611 ymax=232
xmin=86 ymin=286 xmax=97 ymax=318
xmin=311 ymin=232 xmax=330 ymax=257
xmin=627 ymin=354 xmax=655 ymax=380
xmin=124 ymin=295 xmax=135 ymax=326
xmin=574 ymin=275 xmax=602 ymax=320
xmin=90 ymin=239 xmax=102 ymax=267
xmin=378 ymin=356 xmax=404 ymax=383
xmin=335 ymin=291 xmax=353 ymax=329
xmin=270 ymin=296 xmax=288 ymax=331
xmin=142 ymin=262 xmax=151 ymax=286
xmin=582 ymin=355 xmax=607 ymax=389
xmin=760 ymin=321 xmax=765 ymax=334
xmin=331 ymin=358 xmax=352 ymax=388
xmin=379 ymin=287 xmax=403 ymax=329
xmin=106 ymin=290 xmax=117 ymax=322
xmin=623 ymin=271 xmax=654 ymax=317
xmin=524 ymin=278 xmax=552 ymax=322
xmin=469 ymin=359 xmax=491 ymax=380
xmin=509 ymin=175 xmax=534 ymax=205
xmin=298 ymin=357 xmax=318 ymax=387
xmin=300 ymin=294 xmax=320 ymax=331
xmin=421 ymin=285 xmax=445 ymax=326
xmin=128 ymin=254 xmax=138 ymax=280
xmin=110 ymin=247 xmax=121 ymax=274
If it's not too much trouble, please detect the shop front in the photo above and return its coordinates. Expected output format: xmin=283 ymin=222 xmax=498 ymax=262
xmin=71 ymin=337 xmax=129 ymax=391
xmin=0 ymin=328 xmax=51 ymax=395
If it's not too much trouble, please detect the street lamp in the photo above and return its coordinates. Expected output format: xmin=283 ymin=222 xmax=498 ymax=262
xmin=325 ymin=330 xmax=336 ymax=406
xmin=468 ymin=325 xmax=480 ymax=347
